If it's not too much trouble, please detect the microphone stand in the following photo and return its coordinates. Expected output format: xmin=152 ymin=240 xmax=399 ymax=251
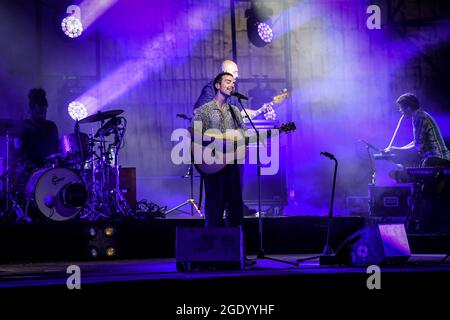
xmin=322 ymin=155 xmax=338 ymax=256
xmin=237 ymin=97 xmax=298 ymax=266
xmin=297 ymin=153 xmax=338 ymax=265
xmin=359 ymin=140 xmax=377 ymax=185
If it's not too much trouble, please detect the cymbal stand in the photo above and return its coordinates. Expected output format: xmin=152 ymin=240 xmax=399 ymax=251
xmin=94 ymin=126 xmax=113 ymax=217
xmin=5 ymin=131 xmax=10 ymax=213
xmin=108 ymin=119 xmax=132 ymax=216
xmin=79 ymin=116 xmax=132 ymax=220
xmin=79 ymin=133 xmax=108 ymax=221
xmin=1 ymin=132 xmax=29 ymax=222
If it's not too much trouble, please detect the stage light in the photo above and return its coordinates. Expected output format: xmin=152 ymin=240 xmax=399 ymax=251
xmin=84 ymin=225 xmax=98 ymax=239
xmin=87 ymin=226 xmax=97 ymax=238
xmin=245 ymin=1 xmax=274 ymax=47
xmin=61 ymin=5 xmax=83 ymax=38
xmin=257 ymin=22 xmax=273 ymax=44
xmin=68 ymin=101 xmax=87 ymax=120
xmin=89 ymin=246 xmax=99 ymax=258
xmin=106 ymin=246 xmax=116 ymax=257
xmin=104 ymin=226 xmax=115 ymax=237
xmin=61 ymin=16 xmax=83 ymax=38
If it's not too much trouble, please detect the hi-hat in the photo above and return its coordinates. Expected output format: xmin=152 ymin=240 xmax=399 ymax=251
xmin=0 ymin=119 xmax=32 ymax=136
xmin=78 ymin=110 xmax=123 ymax=124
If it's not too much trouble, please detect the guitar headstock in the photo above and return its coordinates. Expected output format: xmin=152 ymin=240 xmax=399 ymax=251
xmin=272 ymin=89 xmax=289 ymax=104
xmin=278 ymin=122 xmax=296 ymax=133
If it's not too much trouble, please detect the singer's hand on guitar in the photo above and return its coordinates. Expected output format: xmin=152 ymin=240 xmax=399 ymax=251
xmin=240 ymin=108 xmax=257 ymax=119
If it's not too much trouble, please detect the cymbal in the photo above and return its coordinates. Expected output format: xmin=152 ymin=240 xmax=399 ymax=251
xmin=79 ymin=110 xmax=124 ymax=124
xmin=0 ymin=119 xmax=32 ymax=136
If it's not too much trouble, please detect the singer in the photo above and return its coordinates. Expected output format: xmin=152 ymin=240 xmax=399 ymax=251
xmin=191 ymin=71 xmax=255 ymax=265
xmin=191 ymin=72 xmax=248 ymax=228
xmin=194 ymin=60 xmax=240 ymax=110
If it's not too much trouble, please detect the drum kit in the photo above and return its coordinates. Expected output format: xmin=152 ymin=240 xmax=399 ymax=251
xmin=0 ymin=109 xmax=132 ymax=223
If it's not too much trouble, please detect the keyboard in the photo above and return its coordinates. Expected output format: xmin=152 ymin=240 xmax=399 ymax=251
xmin=406 ymin=167 xmax=450 ymax=176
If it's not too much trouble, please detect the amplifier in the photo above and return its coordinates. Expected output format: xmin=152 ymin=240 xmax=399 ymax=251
xmin=368 ymin=184 xmax=413 ymax=218
xmin=242 ymin=146 xmax=287 ymax=211
xmin=118 ymin=167 xmax=136 ymax=212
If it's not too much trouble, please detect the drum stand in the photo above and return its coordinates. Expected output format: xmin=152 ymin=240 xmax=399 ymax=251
xmin=80 ymin=120 xmax=132 ymax=221
xmin=1 ymin=132 xmax=30 ymax=222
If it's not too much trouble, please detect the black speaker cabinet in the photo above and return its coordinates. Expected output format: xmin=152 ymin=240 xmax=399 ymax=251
xmin=117 ymin=167 xmax=136 ymax=212
xmin=242 ymin=145 xmax=287 ymax=208
xmin=369 ymin=184 xmax=412 ymax=218
xmin=330 ymin=223 xmax=411 ymax=266
xmin=176 ymin=227 xmax=244 ymax=271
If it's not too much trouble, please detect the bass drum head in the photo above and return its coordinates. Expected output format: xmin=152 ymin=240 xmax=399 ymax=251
xmin=25 ymin=167 xmax=87 ymax=221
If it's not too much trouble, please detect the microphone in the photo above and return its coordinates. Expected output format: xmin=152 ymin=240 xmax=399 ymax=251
xmin=231 ymin=92 xmax=248 ymax=100
xmin=320 ymin=151 xmax=336 ymax=160
xmin=358 ymin=139 xmax=380 ymax=152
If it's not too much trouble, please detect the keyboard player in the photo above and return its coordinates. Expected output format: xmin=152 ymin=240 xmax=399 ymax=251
xmin=384 ymin=93 xmax=450 ymax=168
xmin=383 ymin=93 xmax=450 ymax=232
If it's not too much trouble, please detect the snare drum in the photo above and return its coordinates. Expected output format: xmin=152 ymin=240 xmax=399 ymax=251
xmin=61 ymin=132 xmax=90 ymax=165
xmin=25 ymin=167 xmax=87 ymax=221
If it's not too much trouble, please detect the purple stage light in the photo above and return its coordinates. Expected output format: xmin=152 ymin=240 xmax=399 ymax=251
xmin=257 ymin=22 xmax=273 ymax=43
xmin=61 ymin=15 xmax=83 ymax=38
xmin=68 ymin=101 xmax=87 ymax=120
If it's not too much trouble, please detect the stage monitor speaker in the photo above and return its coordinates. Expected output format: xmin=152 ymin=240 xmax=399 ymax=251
xmin=332 ymin=223 xmax=411 ymax=266
xmin=176 ymin=226 xmax=244 ymax=271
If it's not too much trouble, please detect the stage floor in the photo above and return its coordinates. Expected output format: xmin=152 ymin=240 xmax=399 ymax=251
xmin=1 ymin=254 xmax=449 ymax=316
xmin=1 ymin=254 xmax=449 ymax=288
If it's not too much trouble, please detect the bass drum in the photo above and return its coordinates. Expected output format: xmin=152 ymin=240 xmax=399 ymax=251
xmin=25 ymin=167 xmax=87 ymax=221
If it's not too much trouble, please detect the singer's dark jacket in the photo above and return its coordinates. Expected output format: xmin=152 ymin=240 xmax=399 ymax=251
xmin=194 ymin=80 xmax=239 ymax=110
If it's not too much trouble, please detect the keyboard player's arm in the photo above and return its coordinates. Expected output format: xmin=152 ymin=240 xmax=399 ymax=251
xmin=384 ymin=141 xmax=415 ymax=153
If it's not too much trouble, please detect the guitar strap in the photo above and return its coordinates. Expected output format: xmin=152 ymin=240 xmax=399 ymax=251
xmin=227 ymin=104 xmax=247 ymax=165
xmin=228 ymin=104 xmax=240 ymax=129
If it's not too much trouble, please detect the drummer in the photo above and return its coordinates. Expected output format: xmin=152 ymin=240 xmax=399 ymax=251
xmin=14 ymin=88 xmax=60 ymax=169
